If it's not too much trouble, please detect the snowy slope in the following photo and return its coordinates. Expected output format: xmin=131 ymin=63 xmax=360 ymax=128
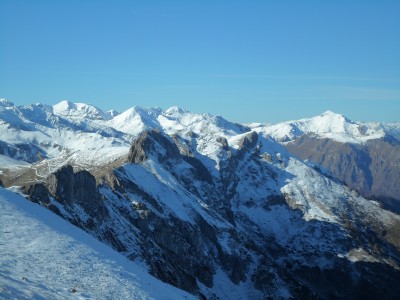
xmin=107 ymin=106 xmax=162 ymax=135
xmin=0 ymin=187 xmax=195 ymax=300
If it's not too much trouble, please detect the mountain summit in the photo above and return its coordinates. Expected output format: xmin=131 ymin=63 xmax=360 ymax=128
xmin=53 ymin=100 xmax=111 ymax=120
xmin=254 ymin=110 xmax=388 ymax=144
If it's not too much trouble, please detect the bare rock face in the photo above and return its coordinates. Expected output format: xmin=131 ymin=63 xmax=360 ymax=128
xmin=23 ymin=183 xmax=51 ymax=204
xmin=128 ymin=129 xmax=180 ymax=163
xmin=23 ymin=166 xmax=99 ymax=212
xmin=127 ymin=133 xmax=151 ymax=163
xmin=237 ymin=131 xmax=258 ymax=155
xmin=46 ymin=165 xmax=103 ymax=215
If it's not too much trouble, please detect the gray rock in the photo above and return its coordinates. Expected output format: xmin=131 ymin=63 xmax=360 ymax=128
xmin=46 ymin=165 xmax=105 ymax=216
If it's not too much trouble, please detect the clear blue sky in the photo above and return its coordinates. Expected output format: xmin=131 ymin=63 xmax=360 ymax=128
xmin=1 ymin=0 xmax=399 ymax=123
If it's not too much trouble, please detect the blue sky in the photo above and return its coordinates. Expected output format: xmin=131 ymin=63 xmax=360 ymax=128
xmin=1 ymin=1 xmax=399 ymax=123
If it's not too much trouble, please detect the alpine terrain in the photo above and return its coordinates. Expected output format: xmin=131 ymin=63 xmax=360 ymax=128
xmin=1 ymin=98 xmax=400 ymax=299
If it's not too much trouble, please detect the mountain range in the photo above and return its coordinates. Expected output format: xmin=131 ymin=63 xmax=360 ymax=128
xmin=1 ymin=98 xmax=400 ymax=299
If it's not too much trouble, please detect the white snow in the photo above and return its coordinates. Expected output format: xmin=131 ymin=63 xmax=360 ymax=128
xmin=53 ymin=100 xmax=111 ymax=120
xmin=198 ymin=267 xmax=263 ymax=300
xmin=107 ymin=106 xmax=162 ymax=136
xmin=255 ymin=110 xmax=390 ymax=144
xmin=0 ymin=187 xmax=195 ymax=300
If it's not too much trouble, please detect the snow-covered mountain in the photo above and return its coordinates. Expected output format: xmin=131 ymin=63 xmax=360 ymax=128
xmin=251 ymin=110 xmax=396 ymax=144
xmin=250 ymin=110 xmax=400 ymax=212
xmin=52 ymin=100 xmax=112 ymax=121
xmin=1 ymin=99 xmax=400 ymax=299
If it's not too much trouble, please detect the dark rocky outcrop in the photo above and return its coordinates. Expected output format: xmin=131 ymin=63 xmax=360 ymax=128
xmin=22 ymin=165 xmax=107 ymax=221
xmin=45 ymin=165 xmax=103 ymax=215
xmin=237 ymin=131 xmax=258 ymax=158
xmin=23 ymin=183 xmax=51 ymax=204
xmin=128 ymin=129 xmax=180 ymax=163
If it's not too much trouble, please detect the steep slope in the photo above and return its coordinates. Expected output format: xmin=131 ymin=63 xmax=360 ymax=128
xmin=0 ymin=187 xmax=195 ymax=300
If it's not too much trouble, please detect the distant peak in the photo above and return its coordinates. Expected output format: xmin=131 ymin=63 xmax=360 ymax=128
xmin=320 ymin=110 xmax=341 ymax=117
xmin=53 ymin=100 xmax=109 ymax=120
xmin=58 ymin=100 xmax=73 ymax=106
xmin=53 ymin=100 xmax=75 ymax=110
xmin=319 ymin=110 xmax=353 ymax=122
xmin=0 ymin=98 xmax=15 ymax=107
xmin=165 ymin=106 xmax=188 ymax=115
xmin=124 ymin=106 xmax=162 ymax=116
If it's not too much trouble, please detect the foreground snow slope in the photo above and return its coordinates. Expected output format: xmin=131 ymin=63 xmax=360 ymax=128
xmin=0 ymin=187 xmax=195 ymax=300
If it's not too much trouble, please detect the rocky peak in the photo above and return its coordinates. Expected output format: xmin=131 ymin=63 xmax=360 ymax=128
xmin=128 ymin=129 xmax=213 ymax=185
xmin=128 ymin=129 xmax=180 ymax=163
xmin=237 ymin=131 xmax=258 ymax=151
